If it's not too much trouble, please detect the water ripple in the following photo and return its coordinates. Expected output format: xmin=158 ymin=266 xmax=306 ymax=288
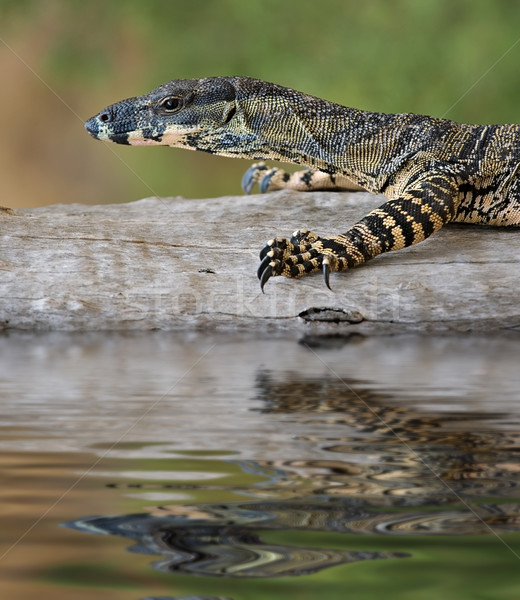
xmin=65 ymin=512 xmax=408 ymax=578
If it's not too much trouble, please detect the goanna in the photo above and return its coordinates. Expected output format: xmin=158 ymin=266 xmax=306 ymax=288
xmin=85 ymin=77 xmax=520 ymax=290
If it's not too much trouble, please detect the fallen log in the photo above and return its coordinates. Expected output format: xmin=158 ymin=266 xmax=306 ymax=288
xmin=1 ymin=191 xmax=519 ymax=332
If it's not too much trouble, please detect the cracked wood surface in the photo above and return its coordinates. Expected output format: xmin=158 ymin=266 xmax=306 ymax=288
xmin=0 ymin=191 xmax=519 ymax=332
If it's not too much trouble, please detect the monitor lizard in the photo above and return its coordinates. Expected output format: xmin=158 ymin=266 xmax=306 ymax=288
xmin=85 ymin=77 xmax=520 ymax=291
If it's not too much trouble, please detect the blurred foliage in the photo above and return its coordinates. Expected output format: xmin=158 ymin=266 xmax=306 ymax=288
xmin=2 ymin=0 xmax=520 ymax=206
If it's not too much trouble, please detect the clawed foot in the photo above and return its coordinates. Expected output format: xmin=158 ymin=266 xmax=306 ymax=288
xmin=242 ymin=162 xmax=291 ymax=194
xmin=257 ymin=229 xmax=345 ymax=292
xmin=242 ymin=162 xmax=365 ymax=194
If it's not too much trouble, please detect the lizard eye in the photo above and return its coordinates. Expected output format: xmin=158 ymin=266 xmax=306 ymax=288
xmin=159 ymin=97 xmax=182 ymax=112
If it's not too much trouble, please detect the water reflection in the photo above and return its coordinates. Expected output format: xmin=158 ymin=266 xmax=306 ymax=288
xmin=65 ymin=363 xmax=520 ymax=578
xmin=254 ymin=370 xmax=520 ymax=503
xmin=66 ymin=511 xmax=406 ymax=577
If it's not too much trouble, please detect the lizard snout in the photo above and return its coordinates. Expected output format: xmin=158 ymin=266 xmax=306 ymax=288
xmin=84 ymin=116 xmax=101 ymax=139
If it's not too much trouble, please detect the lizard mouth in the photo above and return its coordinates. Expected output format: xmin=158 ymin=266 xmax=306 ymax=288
xmin=84 ymin=114 xmax=195 ymax=146
xmin=84 ymin=116 xmax=132 ymax=144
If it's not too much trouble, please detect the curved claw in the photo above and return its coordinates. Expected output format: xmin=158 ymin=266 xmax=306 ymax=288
xmin=259 ymin=170 xmax=276 ymax=194
xmin=323 ymin=258 xmax=332 ymax=291
xmin=241 ymin=163 xmax=268 ymax=194
xmin=241 ymin=166 xmax=257 ymax=195
xmin=259 ymin=263 xmax=274 ymax=293
xmin=257 ymin=254 xmax=272 ymax=280
xmin=259 ymin=240 xmax=275 ymax=260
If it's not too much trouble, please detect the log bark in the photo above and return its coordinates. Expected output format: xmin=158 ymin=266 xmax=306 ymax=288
xmin=1 ymin=191 xmax=519 ymax=332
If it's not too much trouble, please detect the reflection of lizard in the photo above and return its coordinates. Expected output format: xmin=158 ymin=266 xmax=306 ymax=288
xmin=86 ymin=77 xmax=520 ymax=289
xmin=254 ymin=370 xmax=520 ymax=501
xmin=66 ymin=511 xmax=406 ymax=578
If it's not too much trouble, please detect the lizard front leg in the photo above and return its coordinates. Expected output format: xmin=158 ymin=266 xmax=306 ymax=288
xmin=242 ymin=162 xmax=365 ymax=193
xmin=258 ymin=170 xmax=460 ymax=290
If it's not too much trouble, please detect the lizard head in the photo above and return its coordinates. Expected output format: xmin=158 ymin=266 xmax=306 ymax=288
xmin=85 ymin=77 xmax=336 ymax=168
xmin=84 ymin=77 xmax=267 ymax=157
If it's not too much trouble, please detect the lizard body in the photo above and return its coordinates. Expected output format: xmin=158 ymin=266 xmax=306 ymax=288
xmin=85 ymin=77 xmax=520 ymax=289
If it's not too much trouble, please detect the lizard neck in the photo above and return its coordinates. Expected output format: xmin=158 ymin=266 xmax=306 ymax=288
xmin=232 ymin=79 xmax=438 ymax=193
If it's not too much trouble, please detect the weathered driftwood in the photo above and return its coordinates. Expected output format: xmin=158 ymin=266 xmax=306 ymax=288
xmin=1 ymin=191 xmax=519 ymax=332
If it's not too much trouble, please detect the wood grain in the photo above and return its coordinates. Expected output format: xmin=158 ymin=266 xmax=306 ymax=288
xmin=1 ymin=191 xmax=519 ymax=332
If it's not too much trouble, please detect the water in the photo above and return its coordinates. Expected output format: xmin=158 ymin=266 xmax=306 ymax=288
xmin=1 ymin=331 xmax=520 ymax=600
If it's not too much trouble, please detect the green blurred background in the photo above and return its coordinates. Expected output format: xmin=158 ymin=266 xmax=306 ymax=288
xmin=2 ymin=0 xmax=520 ymax=207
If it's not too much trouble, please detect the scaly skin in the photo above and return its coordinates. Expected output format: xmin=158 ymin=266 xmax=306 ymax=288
xmin=85 ymin=76 xmax=520 ymax=290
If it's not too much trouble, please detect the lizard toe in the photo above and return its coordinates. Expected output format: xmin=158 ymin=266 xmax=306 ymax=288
xmin=242 ymin=162 xmax=272 ymax=194
xmin=241 ymin=162 xmax=268 ymax=194
xmin=259 ymin=237 xmax=295 ymax=260
xmin=259 ymin=169 xmax=278 ymax=193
